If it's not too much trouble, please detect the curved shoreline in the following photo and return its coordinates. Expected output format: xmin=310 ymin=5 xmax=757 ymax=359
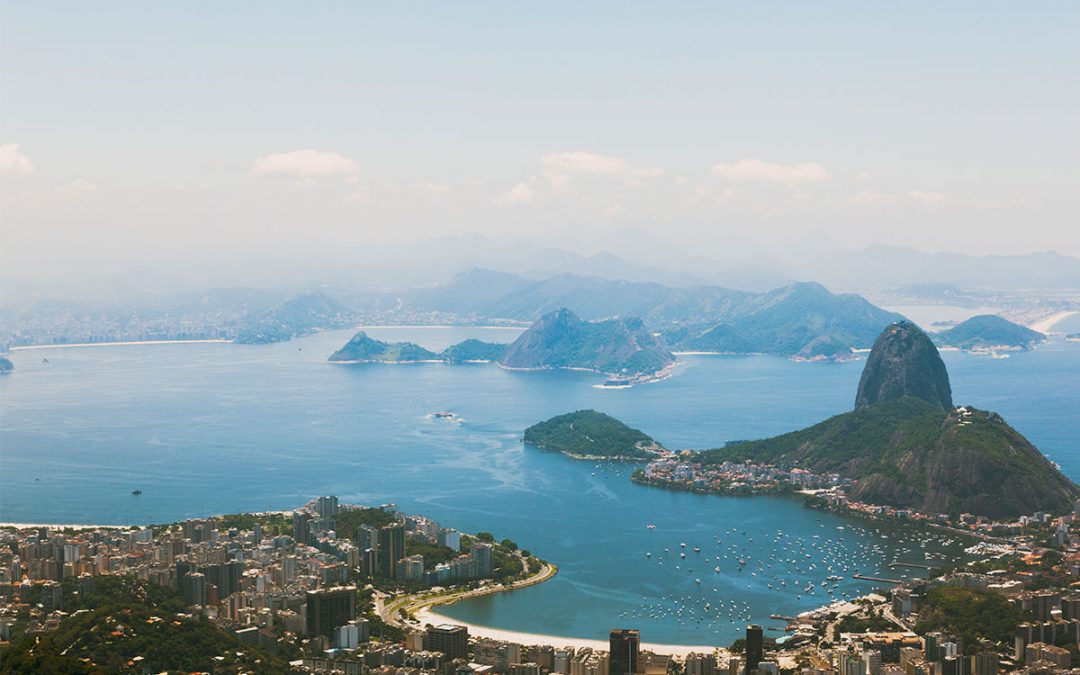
xmin=381 ymin=560 xmax=726 ymax=656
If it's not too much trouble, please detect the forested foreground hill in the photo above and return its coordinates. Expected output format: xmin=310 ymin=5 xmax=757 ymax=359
xmin=0 ymin=576 xmax=289 ymax=674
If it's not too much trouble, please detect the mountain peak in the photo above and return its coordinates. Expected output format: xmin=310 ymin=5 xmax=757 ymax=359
xmin=855 ymin=321 xmax=953 ymax=410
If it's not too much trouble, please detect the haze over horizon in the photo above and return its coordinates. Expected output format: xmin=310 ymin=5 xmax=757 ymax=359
xmin=2 ymin=2 xmax=1079 ymax=297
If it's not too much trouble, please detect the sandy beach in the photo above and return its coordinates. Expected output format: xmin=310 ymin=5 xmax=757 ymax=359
xmin=1030 ymin=310 xmax=1079 ymax=334
xmin=416 ymin=607 xmax=725 ymax=657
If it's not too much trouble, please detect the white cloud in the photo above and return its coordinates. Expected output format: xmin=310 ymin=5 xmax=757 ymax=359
xmin=909 ymin=190 xmax=945 ymax=205
xmin=497 ymin=181 xmax=536 ymax=206
xmin=0 ymin=144 xmax=34 ymax=174
xmin=711 ymin=158 xmax=830 ymax=184
xmin=253 ymin=149 xmax=359 ymax=177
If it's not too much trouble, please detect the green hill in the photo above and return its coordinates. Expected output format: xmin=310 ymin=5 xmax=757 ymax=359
xmin=328 ymin=331 xmax=439 ymax=362
xmin=524 ymin=410 xmax=665 ymax=459
xmin=935 ymin=314 xmax=1046 ymax=351
xmin=700 ymin=397 xmax=1077 ymax=518
xmin=439 ymin=338 xmax=508 ymax=362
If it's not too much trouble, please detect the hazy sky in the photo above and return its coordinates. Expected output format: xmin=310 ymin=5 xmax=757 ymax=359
xmin=2 ymin=2 xmax=1079 ymax=290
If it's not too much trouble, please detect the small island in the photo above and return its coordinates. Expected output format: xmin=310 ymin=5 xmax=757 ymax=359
xmin=933 ymin=314 xmax=1046 ymax=352
xmin=328 ymin=332 xmax=492 ymax=363
xmin=0 ymin=356 xmax=12 ymax=374
xmin=522 ymin=410 xmax=666 ymax=460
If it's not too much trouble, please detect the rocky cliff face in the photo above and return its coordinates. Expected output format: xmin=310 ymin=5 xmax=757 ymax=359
xmin=855 ymin=321 xmax=953 ymax=410
xmin=499 ymin=308 xmax=675 ymax=377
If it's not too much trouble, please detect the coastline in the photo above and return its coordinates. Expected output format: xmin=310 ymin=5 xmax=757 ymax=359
xmin=391 ymin=560 xmax=725 ymax=657
xmin=418 ymin=608 xmax=726 ymax=657
xmin=1030 ymin=310 xmax=1079 ymax=334
xmin=10 ymin=339 xmax=233 ymax=351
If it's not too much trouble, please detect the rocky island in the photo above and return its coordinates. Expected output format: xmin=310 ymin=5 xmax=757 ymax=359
xmin=523 ymin=410 xmax=666 ymax=460
xmin=500 ymin=308 xmax=675 ymax=381
xmin=933 ymin=314 xmax=1046 ymax=352
xmin=0 ymin=356 xmax=12 ymax=374
xmin=329 ymin=308 xmax=676 ymax=383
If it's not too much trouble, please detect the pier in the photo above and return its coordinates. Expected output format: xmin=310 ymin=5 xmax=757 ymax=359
xmin=888 ymin=562 xmax=936 ymax=571
xmin=852 ymin=573 xmax=904 ymax=584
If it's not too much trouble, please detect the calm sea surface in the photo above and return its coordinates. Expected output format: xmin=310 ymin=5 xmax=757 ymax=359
xmin=2 ymin=326 xmax=1078 ymax=645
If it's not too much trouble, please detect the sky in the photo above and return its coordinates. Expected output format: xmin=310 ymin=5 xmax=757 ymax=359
xmin=2 ymin=2 xmax=1079 ymax=293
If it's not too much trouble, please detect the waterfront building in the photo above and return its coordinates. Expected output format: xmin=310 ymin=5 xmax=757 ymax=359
xmin=609 ymin=628 xmax=640 ymax=675
xmin=471 ymin=542 xmax=494 ymax=578
xmin=426 ymin=623 xmax=469 ymax=660
xmin=439 ymin=528 xmax=462 ymax=551
xmin=685 ymin=653 xmax=716 ymax=675
xmin=744 ymin=625 xmax=764 ymax=675
xmin=396 ymin=554 xmax=425 ymax=583
xmin=316 ymin=495 xmax=339 ymax=518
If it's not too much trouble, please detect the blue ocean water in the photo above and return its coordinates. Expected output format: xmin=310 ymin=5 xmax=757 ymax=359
xmin=1 ymin=326 xmax=1077 ymax=645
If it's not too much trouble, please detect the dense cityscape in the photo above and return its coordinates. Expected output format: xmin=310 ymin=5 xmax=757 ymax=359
xmin=3 ymin=492 xmax=1080 ymax=673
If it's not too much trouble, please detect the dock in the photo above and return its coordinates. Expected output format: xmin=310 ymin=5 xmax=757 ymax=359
xmin=852 ymin=573 xmax=904 ymax=584
xmin=888 ymin=562 xmax=936 ymax=571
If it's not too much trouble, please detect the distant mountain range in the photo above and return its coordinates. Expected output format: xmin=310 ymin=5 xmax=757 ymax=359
xmin=796 ymin=245 xmax=1080 ymax=290
xmin=408 ymin=270 xmax=903 ymax=359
